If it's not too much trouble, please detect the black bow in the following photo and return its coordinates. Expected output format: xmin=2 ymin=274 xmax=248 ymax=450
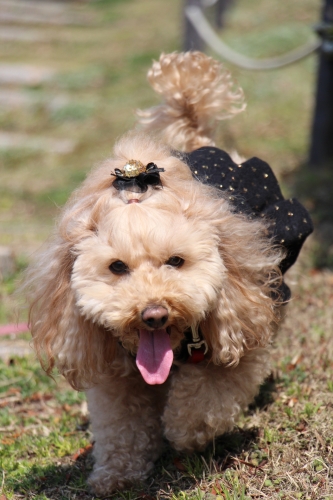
xmin=111 ymin=162 xmax=165 ymax=193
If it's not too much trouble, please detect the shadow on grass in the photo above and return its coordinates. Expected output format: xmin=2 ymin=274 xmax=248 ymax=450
xmin=250 ymin=373 xmax=276 ymax=411
xmin=288 ymin=161 xmax=333 ymax=269
xmin=210 ymin=426 xmax=261 ymax=468
xmin=151 ymin=427 xmax=261 ymax=498
xmin=13 ymin=378 xmax=275 ymax=499
xmin=14 ymin=425 xmax=261 ymax=499
xmin=12 ymin=453 xmax=95 ymax=500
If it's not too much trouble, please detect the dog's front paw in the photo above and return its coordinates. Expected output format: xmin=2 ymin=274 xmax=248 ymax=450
xmin=88 ymin=455 xmax=156 ymax=495
xmin=88 ymin=467 xmax=146 ymax=496
xmin=88 ymin=467 xmax=132 ymax=495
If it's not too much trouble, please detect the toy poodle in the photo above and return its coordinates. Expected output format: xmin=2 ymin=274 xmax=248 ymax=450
xmin=26 ymin=52 xmax=312 ymax=494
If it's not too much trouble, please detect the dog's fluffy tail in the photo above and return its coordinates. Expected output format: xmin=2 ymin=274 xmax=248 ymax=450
xmin=137 ymin=51 xmax=245 ymax=152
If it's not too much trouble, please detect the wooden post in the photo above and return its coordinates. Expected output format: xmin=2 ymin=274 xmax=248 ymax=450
xmin=183 ymin=0 xmax=205 ymax=51
xmin=309 ymin=0 xmax=333 ymax=165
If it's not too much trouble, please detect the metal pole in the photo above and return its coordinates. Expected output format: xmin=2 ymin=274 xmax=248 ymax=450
xmin=216 ymin=0 xmax=233 ymax=29
xmin=309 ymin=0 xmax=333 ymax=165
xmin=183 ymin=0 xmax=205 ymax=51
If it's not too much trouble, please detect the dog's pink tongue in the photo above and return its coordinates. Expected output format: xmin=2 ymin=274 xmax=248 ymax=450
xmin=136 ymin=329 xmax=173 ymax=385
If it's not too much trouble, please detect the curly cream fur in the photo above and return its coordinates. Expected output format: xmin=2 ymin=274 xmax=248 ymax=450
xmin=25 ymin=52 xmax=284 ymax=495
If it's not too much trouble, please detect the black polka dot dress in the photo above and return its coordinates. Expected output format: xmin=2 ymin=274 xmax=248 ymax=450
xmin=178 ymin=147 xmax=313 ymax=302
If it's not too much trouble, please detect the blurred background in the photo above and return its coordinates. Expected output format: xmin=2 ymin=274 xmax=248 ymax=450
xmin=0 ymin=0 xmax=321 ymax=261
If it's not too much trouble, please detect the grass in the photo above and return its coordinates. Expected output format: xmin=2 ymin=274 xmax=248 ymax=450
xmin=0 ymin=356 xmax=90 ymax=500
xmin=0 ymin=257 xmax=28 ymax=324
xmin=0 ymin=0 xmax=332 ymax=498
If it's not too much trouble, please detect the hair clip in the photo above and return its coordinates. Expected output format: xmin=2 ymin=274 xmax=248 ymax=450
xmin=111 ymin=161 xmax=165 ymax=193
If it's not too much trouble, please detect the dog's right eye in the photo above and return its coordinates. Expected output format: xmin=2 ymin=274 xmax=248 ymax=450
xmin=165 ymin=256 xmax=184 ymax=268
xmin=109 ymin=260 xmax=129 ymax=275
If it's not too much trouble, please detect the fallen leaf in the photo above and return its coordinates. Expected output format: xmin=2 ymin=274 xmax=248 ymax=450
xmin=173 ymin=457 xmax=186 ymax=471
xmin=11 ymin=431 xmax=24 ymax=439
xmin=232 ymin=457 xmax=263 ymax=470
xmin=7 ymin=387 xmax=21 ymax=395
xmin=286 ymin=353 xmax=303 ymax=371
xmin=1 ymin=438 xmax=15 ymax=445
xmin=71 ymin=443 xmax=93 ymax=461
xmin=288 ymin=397 xmax=298 ymax=407
xmin=26 ymin=392 xmax=43 ymax=402
xmin=310 ymin=268 xmax=320 ymax=276
xmin=296 ymin=420 xmax=307 ymax=432
xmin=138 ymin=494 xmax=155 ymax=500
xmin=26 ymin=392 xmax=53 ymax=403
xmin=0 ymin=395 xmax=21 ymax=407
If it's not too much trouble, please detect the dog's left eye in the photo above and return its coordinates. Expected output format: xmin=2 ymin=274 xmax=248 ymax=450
xmin=109 ymin=260 xmax=130 ymax=275
xmin=165 ymin=256 xmax=184 ymax=268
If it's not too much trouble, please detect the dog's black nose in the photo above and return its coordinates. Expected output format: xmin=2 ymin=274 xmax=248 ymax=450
xmin=142 ymin=306 xmax=169 ymax=329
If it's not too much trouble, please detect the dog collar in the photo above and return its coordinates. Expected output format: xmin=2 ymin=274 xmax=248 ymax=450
xmin=176 ymin=326 xmax=209 ymax=364
xmin=111 ymin=161 xmax=165 ymax=193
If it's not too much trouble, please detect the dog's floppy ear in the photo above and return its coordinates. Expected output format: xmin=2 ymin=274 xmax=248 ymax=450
xmin=201 ymin=213 xmax=282 ymax=367
xmin=26 ymin=234 xmax=117 ymax=390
